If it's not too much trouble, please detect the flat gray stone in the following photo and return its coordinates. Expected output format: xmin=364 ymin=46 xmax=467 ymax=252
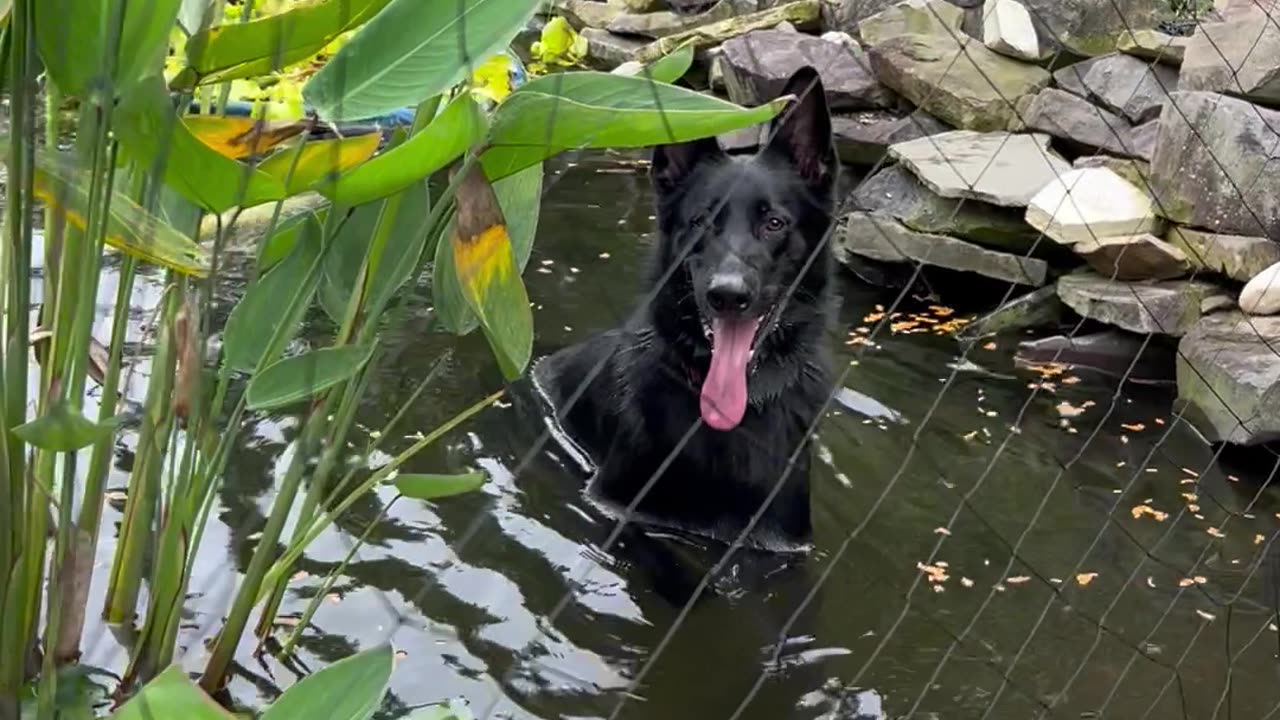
xmin=1179 ymin=5 xmax=1280 ymax=106
xmin=607 ymin=0 xmax=754 ymax=38
xmin=1149 ymin=91 xmax=1280 ymax=237
xmin=1073 ymin=233 xmax=1190 ymax=281
xmin=958 ymin=285 xmax=1063 ymax=339
xmin=851 ymin=164 xmax=1040 ymax=251
xmin=889 ymin=130 xmax=1071 ymax=208
xmin=1016 ymin=0 xmax=1171 ymax=56
xmin=821 ymin=0 xmax=905 ymax=35
xmin=719 ymin=30 xmax=893 ymax=111
xmin=1053 ymin=57 xmax=1106 ymax=98
xmin=1021 ymin=88 xmax=1151 ymax=159
xmin=831 ymin=109 xmax=950 ymax=165
xmin=1073 ymin=155 xmax=1153 ymax=192
xmin=839 ymin=211 xmax=1049 ymax=285
xmin=552 ymin=0 xmax=627 ymax=28
xmin=1026 ymin=167 xmax=1162 ymax=246
xmin=1081 ymin=52 xmax=1178 ymax=124
xmin=867 ymin=34 xmax=1050 ymax=131
xmin=581 ymin=28 xmax=645 ymax=68
xmin=1116 ymin=28 xmax=1187 ymax=66
xmin=858 ymin=0 xmax=965 ymax=47
xmin=1166 ymin=227 xmax=1280 ymax=282
xmin=1057 ymin=271 xmax=1217 ymax=336
xmin=1177 ymin=312 xmax=1280 ymax=445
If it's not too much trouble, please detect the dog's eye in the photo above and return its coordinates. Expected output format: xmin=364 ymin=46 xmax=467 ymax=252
xmin=764 ymin=216 xmax=788 ymax=233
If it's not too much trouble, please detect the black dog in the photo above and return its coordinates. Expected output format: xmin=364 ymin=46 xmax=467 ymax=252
xmin=532 ymin=67 xmax=839 ymax=551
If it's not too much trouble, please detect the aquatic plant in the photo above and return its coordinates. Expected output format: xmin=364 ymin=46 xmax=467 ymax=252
xmin=0 ymin=0 xmax=785 ymax=716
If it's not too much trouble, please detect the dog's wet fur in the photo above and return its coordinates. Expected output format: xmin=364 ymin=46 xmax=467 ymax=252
xmin=533 ymin=67 xmax=838 ymax=551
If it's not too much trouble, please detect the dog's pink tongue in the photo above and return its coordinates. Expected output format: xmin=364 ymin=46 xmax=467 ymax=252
xmin=700 ymin=317 xmax=759 ymax=431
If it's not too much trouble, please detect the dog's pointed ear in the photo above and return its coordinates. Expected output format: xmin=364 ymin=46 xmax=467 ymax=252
xmin=763 ymin=66 xmax=835 ymax=190
xmin=650 ymin=136 xmax=724 ymax=192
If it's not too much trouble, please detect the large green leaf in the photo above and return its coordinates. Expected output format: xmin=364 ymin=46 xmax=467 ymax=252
xmin=319 ymin=180 xmax=432 ymax=324
xmin=481 ymin=72 xmax=785 ymax=179
xmin=260 ymin=645 xmax=393 ymax=720
xmin=636 ymin=43 xmax=695 ymax=83
xmin=115 ymin=77 xmax=287 ymax=213
xmin=258 ymin=207 xmax=330 ymax=272
xmin=394 ymin=472 xmax=486 ymax=500
xmin=320 ymin=94 xmax=487 ymax=206
xmin=111 ymin=666 xmax=232 ymax=720
xmin=28 ymin=147 xmax=211 ymax=276
xmin=12 ymin=402 xmax=119 ymax=452
xmin=446 ymin=163 xmax=532 ymax=379
xmin=222 ymin=215 xmax=324 ymax=373
xmin=34 ymin=0 xmax=180 ymax=98
xmin=184 ymin=0 xmax=393 ymax=85
xmin=434 ymin=162 xmax=542 ymax=335
xmin=302 ymin=0 xmax=539 ymax=121
xmin=247 ymin=344 xmax=376 ymax=410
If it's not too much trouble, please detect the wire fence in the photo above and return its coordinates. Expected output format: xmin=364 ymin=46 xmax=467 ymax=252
xmin=28 ymin=0 xmax=1280 ymax=718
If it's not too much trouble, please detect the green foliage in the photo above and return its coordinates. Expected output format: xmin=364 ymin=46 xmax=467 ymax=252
xmin=11 ymin=402 xmax=119 ymax=452
xmin=302 ymin=0 xmax=540 ymax=121
xmin=246 ymin=345 xmax=377 ymax=410
xmin=8 ymin=0 xmax=783 ymax=711
xmin=113 ymin=645 xmax=405 ymax=720
xmin=394 ymin=472 xmax=488 ymax=501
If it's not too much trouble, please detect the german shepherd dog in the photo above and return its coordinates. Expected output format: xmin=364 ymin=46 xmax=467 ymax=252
xmin=533 ymin=67 xmax=838 ymax=552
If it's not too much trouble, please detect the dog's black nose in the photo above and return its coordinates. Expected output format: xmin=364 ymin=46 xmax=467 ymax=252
xmin=707 ymin=276 xmax=753 ymax=313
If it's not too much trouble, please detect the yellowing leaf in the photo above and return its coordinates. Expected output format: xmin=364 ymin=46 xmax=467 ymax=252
xmin=182 ymin=115 xmax=306 ymax=159
xmin=258 ymin=132 xmax=382 ymax=195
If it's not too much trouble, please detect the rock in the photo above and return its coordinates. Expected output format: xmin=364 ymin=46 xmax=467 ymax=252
xmin=1239 ymin=260 xmax=1280 ymax=315
xmin=867 ymin=33 xmax=1050 ymax=130
xmin=1202 ymin=293 xmax=1235 ymax=314
xmin=1179 ymin=5 xmax=1280 ymax=106
xmin=619 ymin=0 xmax=666 ymax=11
xmin=1166 ymin=228 xmax=1280 ymax=282
xmin=1052 ymin=57 xmax=1106 ymax=98
xmin=1149 ymin=92 xmax=1280 ymax=237
xmin=1017 ymin=330 xmax=1176 ymax=384
xmin=1177 ymin=312 xmax=1280 ymax=445
xmin=1021 ymin=88 xmax=1149 ymax=159
xmin=820 ymin=0 xmax=906 ymax=36
xmin=552 ymin=0 xmax=626 ymax=28
xmin=1116 ymin=28 xmax=1187 ymax=65
xmin=1073 ymin=155 xmax=1153 ymax=192
xmin=1026 ymin=167 xmax=1163 ymax=246
xmin=958 ymin=285 xmax=1063 ymax=339
xmin=839 ymin=211 xmax=1050 ymax=285
xmin=858 ymin=0 xmax=965 ymax=47
xmin=1127 ymin=119 xmax=1159 ymax=162
xmin=774 ymin=20 xmax=798 ymax=31
xmin=719 ymin=30 xmax=892 ymax=111
xmin=889 ymin=130 xmax=1070 ymax=207
xmin=1073 ymin=233 xmax=1190 ymax=281
xmin=1016 ymin=0 xmax=1171 ymax=56
xmin=822 ymin=30 xmax=859 ymax=47
xmin=851 ymin=164 xmax=1039 ymax=251
xmin=1080 ymin=53 xmax=1177 ymax=123
xmin=831 ymin=109 xmax=950 ymax=165
xmin=581 ymin=28 xmax=645 ymax=68
xmin=607 ymin=0 xmax=754 ymax=38
xmin=634 ymin=1 xmax=821 ymax=61
xmin=1057 ymin=271 xmax=1216 ymax=335
xmin=982 ymin=0 xmax=1047 ymax=61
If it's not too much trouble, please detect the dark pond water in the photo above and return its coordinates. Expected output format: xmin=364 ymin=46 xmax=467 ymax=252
xmin=78 ymin=152 xmax=1280 ymax=720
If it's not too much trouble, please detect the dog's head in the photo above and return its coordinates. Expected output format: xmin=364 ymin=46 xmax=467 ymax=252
xmin=648 ymin=67 xmax=838 ymax=432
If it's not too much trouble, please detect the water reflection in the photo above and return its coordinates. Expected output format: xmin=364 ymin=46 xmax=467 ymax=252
xmin=72 ymin=153 xmax=1280 ymax=720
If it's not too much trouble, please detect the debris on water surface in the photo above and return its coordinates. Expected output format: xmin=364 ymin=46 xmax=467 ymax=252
xmin=1006 ymin=576 xmax=1031 ymax=585
xmin=1056 ymin=401 xmax=1086 ymax=418
xmin=982 ymin=341 xmax=997 ymax=351
xmin=1131 ymin=505 xmax=1169 ymax=522
xmin=1196 ymin=609 xmax=1216 ymax=621
xmin=1076 ymin=573 xmax=1098 ymax=586
xmin=1206 ymin=527 xmax=1226 ymax=538
xmin=1121 ymin=422 xmax=1146 ymax=432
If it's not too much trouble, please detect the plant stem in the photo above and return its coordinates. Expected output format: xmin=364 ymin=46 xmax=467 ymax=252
xmin=102 ymin=284 xmax=181 ymax=623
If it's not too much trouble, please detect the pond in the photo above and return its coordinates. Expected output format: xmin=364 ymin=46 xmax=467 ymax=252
xmin=78 ymin=151 xmax=1280 ymax=720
